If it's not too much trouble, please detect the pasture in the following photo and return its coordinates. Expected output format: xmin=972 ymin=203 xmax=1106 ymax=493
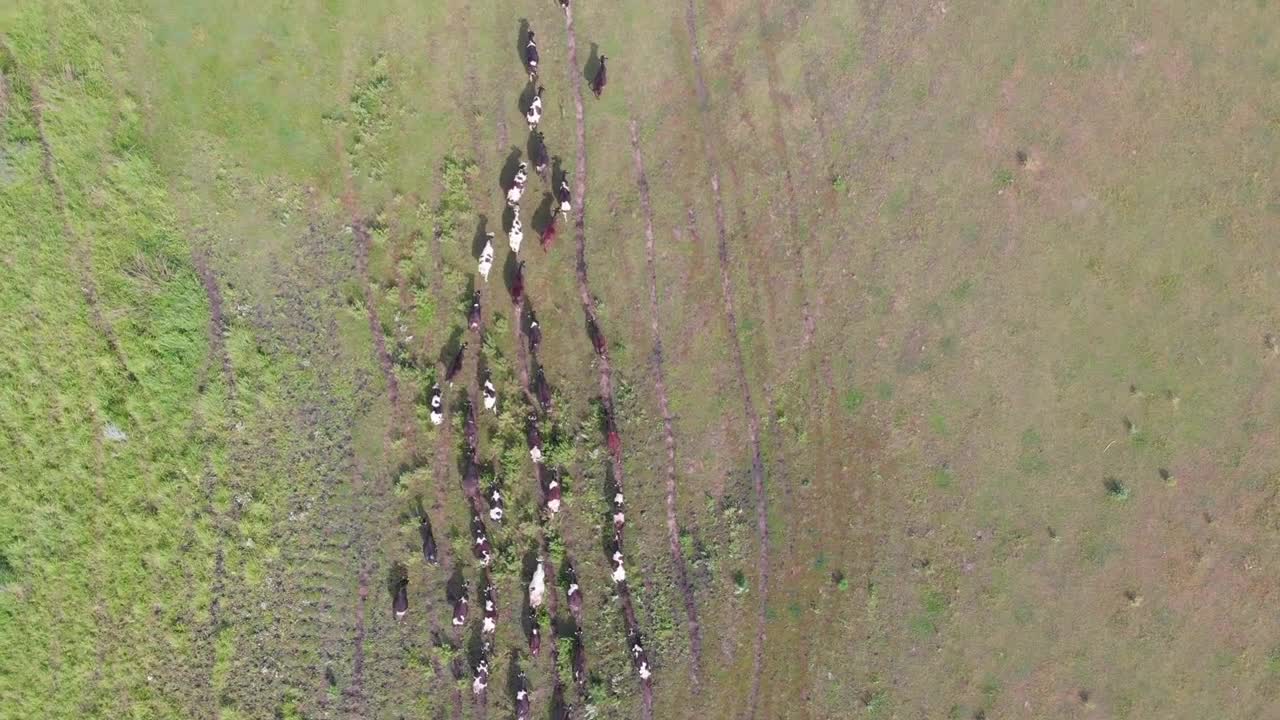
xmin=2 ymin=0 xmax=1279 ymax=718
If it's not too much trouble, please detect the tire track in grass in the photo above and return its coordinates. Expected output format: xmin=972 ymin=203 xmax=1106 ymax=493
xmin=628 ymin=119 xmax=703 ymax=687
xmin=560 ymin=8 xmax=654 ymax=718
xmin=192 ymin=250 xmax=238 ymax=398
xmin=683 ymin=5 xmax=771 ymax=712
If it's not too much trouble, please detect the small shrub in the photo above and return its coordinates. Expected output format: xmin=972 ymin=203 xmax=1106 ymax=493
xmin=842 ymin=388 xmax=865 ymax=413
xmin=732 ymin=569 xmax=748 ymax=595
xmin=993 ymin=168 xmax=1014 ymax=188
xmin=1103 ymin=477 xmax=1130 ymax=501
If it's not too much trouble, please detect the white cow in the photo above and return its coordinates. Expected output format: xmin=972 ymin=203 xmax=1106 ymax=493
xmin=482 ymin=378 xmax=497 ymax=413
xmin=528 ymin=558 xmax=547 ymax=609
xmin=611 ymin=550 xmax=626 ymax=583
xmin=477 ymin=233 xmax=495 ymax=281
xmin=506 ymin=184 xmax=524 ymax=208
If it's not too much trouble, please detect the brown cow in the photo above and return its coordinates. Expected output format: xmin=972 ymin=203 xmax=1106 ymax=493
xmin=527 ymin=309 xmax=542 ymax=352
xmin=586 ymin=317 xmax=606 ymax=357
xmin=528 ymin=623 xmax=541 ymax=657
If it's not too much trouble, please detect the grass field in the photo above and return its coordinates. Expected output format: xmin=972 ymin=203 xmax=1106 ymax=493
xmin=3 ymin=0 xmax=1280 ymax=718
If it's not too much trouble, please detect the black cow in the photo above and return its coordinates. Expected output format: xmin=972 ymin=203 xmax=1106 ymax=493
xmin=572 ymin=628 xmax=587 ymax=687
xmin=591 ymin=55 xmax=608 ymax=98
xmin=468 ymin=290 xmax=481 ymax=332
xmin=393 ymin=577 xmax=408 ymax=620
xmin=464 ymin=399 xmax=478 ymax=453
xmin=531 ymin=130 xmax=549 ymax=180
xmin=462 ymin=457 xmax=480 ymax=498
xmin=525 ymin=31 xmax=539 ymax=81
xmin=533 ymin=364 xmax=552 ymax=414
xmin=445 ymin=342 xmax=467 ymax=384
xmin=511 ymin=260 xmax=526 ymax=304
xmin=419 ymin=514 xmax=438 ymax=564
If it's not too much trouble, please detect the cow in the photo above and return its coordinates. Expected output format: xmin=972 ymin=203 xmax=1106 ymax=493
xmin=528 ymin=556 xmax=547 ymax=609
xmin=557 ymin=178 xmax=572 ymax=219
xmin=510 ymin=260 xmax=526 ymax=305
xmin=472 ymin=515 xmax=493 ymax=567
xmin=560 ymin=0 xmax=569 ymax=10
xmin=468 ymin=290 xmax=482 ymax=332
xmin=420 ymin=514 xmax=438 ymax=565
xmin=572 ymin=629 xmax=587 ymax=687
xmin=539 ymin=212 xmax=557 ymax=251
xmin=591 ymin=55 xmax=607 ymax=99
xmin=545 ymin=468 xmax=562 ymax=513
xmin=531 ymin=130 xmax=549 ymax=179
xmin=586 ymin=317 xmax=606 ymax=357
xmin=565 ymin=564 xmax=583 ymax=619
xmin=528 ymin=624 xmax=541 ymax=656
xmin=513 ymin=161 xmax=528 ymax=190
xmin=393 ymin=577 xmax=409 ymax=619
xmin=462 ymin=457 xmax=480 ymax=498
xmin=482 ymin=578 xmax=498 ymax=635
xmin=482 ymin=376 xmax=497 ymax=413
xmin=515 ymin=672 xmax=531 ymax=720
xmin=506 ymin=183 xmax=524 ymax=208
xmin=488 ymin=486 xmax=504 ymax=522
xmin=611 ymin=547 xmax=626 ymax=583
xmin=533 ymin=365 xmax=552 ymax=414
xmin=472 ymin=658 xmax=489 ymax=695
xmin=429 ymin=384 xmax=444 ymax=425
xmin=612 ymin=491 xmax=625 ymax=531
xmin=452 ymin=581 xmax=470 ymax=626
xmin=604 ymin=412 xmax=621 ymax=458
xmin=525 ymin=86 xmax=544 ymax=131
xmin=527 ymin=310 xmax=542 ymax=350
xmin=630 ymin=633 xmax=651 ymax=680
xmin=445 ymin=342 xmax=467 ymax=385
xmin=525 ymin=31 xmax=539 ymax=82
xmin=509 ymin=212 xmax=524 ymax=253
xmin=478 ymin=232 xmax=495 ymax=281
xmin=526 ymin=414 xmax=543 ymax=464
xmin=463 ymin=399 xmax=478 ymax=453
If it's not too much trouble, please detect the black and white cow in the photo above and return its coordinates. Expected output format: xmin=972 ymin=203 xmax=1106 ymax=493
xmin=531 ymin=130 xmax=549 ymax=179
xmin=565 ymin=563 xmax=583 ymax=620
xmin=557 ymin=178 xmax=572 ymax=219
xmin=468 ymin=290 xmax=482 ymax=332
xmin=429 ymin=383 xmax=444 ymax=426
xmin=487 ymin=486 xmax=504 ymax=522
xmin=525 ymin=31 xmax=539 ymax=81
xmin=452 ymin=580 xmax=470 ymax=626
xmin=393 ymin=577 xmax=408 ymax=620
xmin=545 ymin=467 xmax=562 ymax=514
xmin=515 ymin=672 xmax=531 ymax=720
xmin=478 ymin=232 xmax=495 ymax=282
xmin=528 ymin=623 xmax=541 ymax=656
xmin=630 ymin=633 xmax=652 ymax=681
xmin=591 ymin=55 xmax=608 ymax=99
xmin=445 ymin=342 xmax=467 ymax=385
xmin=472 ymin=657 xmax=489 ymax=695
xmin=526 ymin=86 xmax=544 ymax=131
xmin=526 ymin=413 xmax=543 ymax=464
xmin=610 ymin=541 xmax=626 ymax=584
xmin=612 ymin=491 xmax=625 ymax=532
xmin=482 ymin=375 xmax=497 ymax=413
xmin=472 ymin=515 xmax=493 ymax=567
xmin=481 ymin=577 xmax=498 ymax=635
xmin=509 ymin=211 xmax=524 ymax=253
xmin=420 ymin=513 xmax=438 ymax=565
xmin=527 ymin=309 xmax=542 ymax=352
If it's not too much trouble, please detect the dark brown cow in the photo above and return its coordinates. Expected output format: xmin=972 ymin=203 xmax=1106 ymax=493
xmin=572 ymin=628 xmax=587 ymax=687
xmin=468 ymin=290 xmax=481 ymax=332
xmin=463 ymin=399 xmax=478 ymax=454
xmin=393 ymin=577 xmax=408 ymax=620
xmin=544 ymin=466 xmax=562 ymax=513
xmin=462 ymin=457 xmax=480 ymax=498
xmin=445 ymin=342 xmax=467 ymax=385
xmin=586 ymin=317 xmax=606 ymax=357
xmin=605 ymin=412 xmax=621 ymax=458
xmin=525 ymin=31 xmax=539 ymax=81
xmin=591 ymin=55 xmax=607 ymax=98
xmin=528 ymin=623 xmax=541 ymax=656
xmin=511 ymin=260 xmax=526 ymax=304
xmin=420 ymin=514 xmax=438 ymax=565
xmin=533 ymin=364 xmax=552 ymax=414
xmin=452 ymin=580 xmax=470 ymax=626
xmin=526 ymin=413 xmax=543 ymax=464
xmin=527 ymin=309 xmax=542 ymax=352
xmin=515 ymin=671 xmax=531 ymax=720
xmin=539 ymin=213 xmax=557 ymax=251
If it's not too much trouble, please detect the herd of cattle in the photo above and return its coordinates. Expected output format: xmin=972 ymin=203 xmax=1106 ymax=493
xmin=386 ymin=4 xmax=645 ymax=716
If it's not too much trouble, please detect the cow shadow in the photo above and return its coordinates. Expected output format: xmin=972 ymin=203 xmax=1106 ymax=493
xmin=504 ymin=650 xmax=523 ymax=706
xmin=500 ymin=146 xmax=523 ymax=191
xmin=438 ymin=326 xmax=465 ymax=372
xmin=532 ymin=193 xmax=555 ymax=235
xmin=551 ymin=156 xmax=565 ymax=190
xmin=519 ymin=80 xmax=538 ymax=115
xmin=583 ymin=42 xmax=601 ymax=84
xmin=503 ymin=204 xmax=517 ymax=237
xmin=503 ymin=252 xmax=523 ymax=299
xmin=516 ymin=19 xmax=531 ymax=68
xmin=447 ymin=564 xmax=466 ymax=602
xmin=385 ymin=562 xmax=408 ymax=600
xmin=471 ymin=215 xmax=490 ymax=259
xmin=466 ymin=622 xmax=486 ymax=668
xmin=551 ymin=682 xmax=569 ymax=720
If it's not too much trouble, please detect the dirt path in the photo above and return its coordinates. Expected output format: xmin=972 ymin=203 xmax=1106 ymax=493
xmin=629 ymin=119 xmax=703 ymax=686
xmin=28 ymin=80 xmax=136 ymax=383
xmin=561 ymin=9 xmax=654 ymax=718
xmin=681 ymin=5 xmax=772 ymax=716
xmin=192 ymin=251 xmax=238 ymax=398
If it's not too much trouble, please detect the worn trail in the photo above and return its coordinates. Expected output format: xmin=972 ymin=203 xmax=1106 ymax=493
xmin=629 ymin=119 xmax=703 ymax=685
xmin=561 ymin=8 xmax=654 ymax=718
